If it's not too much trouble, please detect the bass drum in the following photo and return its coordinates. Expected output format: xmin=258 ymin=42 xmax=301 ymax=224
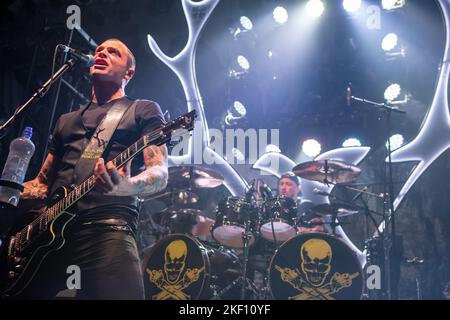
xmin=142 ymin=234 xmax=241 ymax=300
xmin=269 ymin=233 xmax=364 ymax=300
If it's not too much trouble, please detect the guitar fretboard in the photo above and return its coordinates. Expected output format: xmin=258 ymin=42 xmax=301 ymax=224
xmin=16 ymin=131 xmax=158 ymax=250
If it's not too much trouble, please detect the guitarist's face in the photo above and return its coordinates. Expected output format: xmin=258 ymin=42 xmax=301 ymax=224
xmin=90 ymin=39 xmax=135 ymax=87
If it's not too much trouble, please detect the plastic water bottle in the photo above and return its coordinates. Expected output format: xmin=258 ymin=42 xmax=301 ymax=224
xmin=0 ymin=127 xmax=35 ymax=207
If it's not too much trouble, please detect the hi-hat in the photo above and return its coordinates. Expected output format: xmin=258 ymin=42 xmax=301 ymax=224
xmin=293 ymin=160 xmax=361 ymax=184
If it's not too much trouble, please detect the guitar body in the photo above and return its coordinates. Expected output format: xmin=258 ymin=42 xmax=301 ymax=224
xmin=0 ymin=187 xmax=75 ymax=298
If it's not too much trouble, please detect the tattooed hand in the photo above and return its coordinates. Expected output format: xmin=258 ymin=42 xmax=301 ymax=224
xmin=21 ymin=180 xmax=48 ymax=200
xmin=94 ymin=144 xmax=168 ymax=197
xmin=20 ymin=154 xmax=56 ymax=200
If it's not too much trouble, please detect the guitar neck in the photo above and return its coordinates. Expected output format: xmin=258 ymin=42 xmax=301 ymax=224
xmin=33 ymin=130 xmax=166 ymax=233
xmin=49 ymin=130 xmax=167 ymax=217
xmin=14 ymin=110 xmax=195 ymax=251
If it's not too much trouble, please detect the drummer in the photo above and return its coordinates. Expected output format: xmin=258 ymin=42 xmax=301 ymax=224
xmin=277 ymin=172 xmax=325 ymax=233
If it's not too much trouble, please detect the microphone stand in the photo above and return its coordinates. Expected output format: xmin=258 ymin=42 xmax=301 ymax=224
xmin=0 ymin=58 xmax=76 ymax=139
xmin=351 ymin=95 xmax=406 ymax=300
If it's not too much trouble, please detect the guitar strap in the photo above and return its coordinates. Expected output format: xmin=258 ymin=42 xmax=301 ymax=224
xmin=73 ymin=99 xmax=139 ymax=185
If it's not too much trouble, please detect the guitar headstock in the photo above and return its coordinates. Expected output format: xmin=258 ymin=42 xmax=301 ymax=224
xmin=154 ymin=110 xmax=196 ymax=144
xmin=166 ymin=110 xmax=195 ymax=132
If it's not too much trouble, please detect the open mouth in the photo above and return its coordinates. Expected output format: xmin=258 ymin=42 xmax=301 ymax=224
xmin=94 ymin=58 xmax=108 ymax=66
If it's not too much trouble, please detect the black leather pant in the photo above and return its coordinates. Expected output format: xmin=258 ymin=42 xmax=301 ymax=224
xmin=17 ymin=222 xmax=145 ymax=300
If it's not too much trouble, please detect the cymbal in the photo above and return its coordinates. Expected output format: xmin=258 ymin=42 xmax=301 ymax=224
xmin=293 ymin=160 xmax=361 ymax=184
xmin=168 ymin=166 xmax=224 ymax=189
xmin=310 ymin=203 xmax=358 ymax=217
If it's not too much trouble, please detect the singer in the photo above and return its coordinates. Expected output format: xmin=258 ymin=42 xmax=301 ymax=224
xmin=17 ymin=38 xmax=168 ymax=299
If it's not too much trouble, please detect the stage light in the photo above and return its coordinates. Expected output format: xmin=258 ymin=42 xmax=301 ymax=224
xmin=231 ymin=16 xmax=254 ymax=39
xmin=302 ymin=139 xmax=322 ymax=157
xmin=306 ymin=0 xmax=325 ymax=18
xmin=273 ymin=6 xmax=289 ymax=24
xmin=240 ymin=16 xmax=253 ymax=31
xmin=237 ymin=55 xmax=250 ymax=70
xmin=233 ymin=100 xmax=247 ymax=116
xmin=224 ymin=101 xmax=247 ymax=125
xmin=381 ymin=0 xmax=406 ymax=11
xmin=265 ymin=144 xmax=281 ymax=153
xmin=343 ymin=138 xmax=362 ymax=147
xmin=382 ymin=33 xmax=398 ymax=51
xmin=384 ymin=83 xmax=401 ymax=101
xmin=386 ymin=134 xmax=404 ymax=151
xmin=343 ymin=0 xmax=362 ymax=13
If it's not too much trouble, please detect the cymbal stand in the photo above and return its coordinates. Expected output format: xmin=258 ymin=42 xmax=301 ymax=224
xmin=240 ymin=226 xmax=252 ymax=299
xmin=323 ymin=160 xmax=331 ymax=186
xmin=329 ymin=211 xmax=339 ymax=236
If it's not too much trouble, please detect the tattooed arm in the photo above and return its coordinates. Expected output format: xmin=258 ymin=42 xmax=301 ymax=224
xmin=21 ymin=154 xmax=57 ymax=200
xmin=128 ymin=144 xmax=168 ymax=195
xmin=95 ymin=144 xmax=168 ymax=197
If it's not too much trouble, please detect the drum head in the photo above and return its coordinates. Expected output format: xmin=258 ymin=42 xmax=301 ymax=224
xmin=142 ymin=234 xmax=210 ymax=300
xmin=269 ymin=233 xmax=363 ymax=300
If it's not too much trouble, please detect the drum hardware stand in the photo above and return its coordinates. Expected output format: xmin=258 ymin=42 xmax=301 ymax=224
xmin=210 ymin=223 xmax=261 ymax=300
xmin=263 ymin=191 xmax=280 ymax=246
xmin=351 ymin=95 xmax=406 ymax=300
xmin=269 ymin=216 xmax=278 ymax=245
xmin=404 ymin=257 xmax=424 ymax=300
xmin=321 ymin=160 xmax=332 ymax=186
xmin=240 ymin=224 xmax=259 ymax=300
xmin=326 ymin=212 xmax=350 ymax=236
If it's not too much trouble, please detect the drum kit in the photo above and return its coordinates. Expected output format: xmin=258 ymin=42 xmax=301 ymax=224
xmin=140 ymin=160 xmax=368 ymax=300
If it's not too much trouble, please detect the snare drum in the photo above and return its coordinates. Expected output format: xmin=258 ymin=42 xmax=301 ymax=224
xmin=269 ymin=233 xmax=364 ymax=300
xmin=260 ymin=196 xmax=298 ymax=242
xmin=142 ymin=234 xmax=241 ymax=300
xmin=211 ymin=196 xmax=258 ymax=249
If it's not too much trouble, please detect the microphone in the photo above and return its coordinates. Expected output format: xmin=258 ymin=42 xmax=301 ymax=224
xmin=346 ymin=82 xmax=352 ymax=106
xmin=58 ymin=44 xmax=95 ymax=67
xmin=351 ymin=186 xmax=368 ymax=202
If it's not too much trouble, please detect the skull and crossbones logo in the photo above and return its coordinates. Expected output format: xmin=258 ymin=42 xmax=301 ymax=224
xmin=276 ymin=238 xmax=359 ymax=300
xmin=146 ymin=239 xmax=204 ymax=300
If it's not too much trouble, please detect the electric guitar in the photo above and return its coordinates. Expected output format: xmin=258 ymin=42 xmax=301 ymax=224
xmin=0 ymin=110 xmax=195 ymax=298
